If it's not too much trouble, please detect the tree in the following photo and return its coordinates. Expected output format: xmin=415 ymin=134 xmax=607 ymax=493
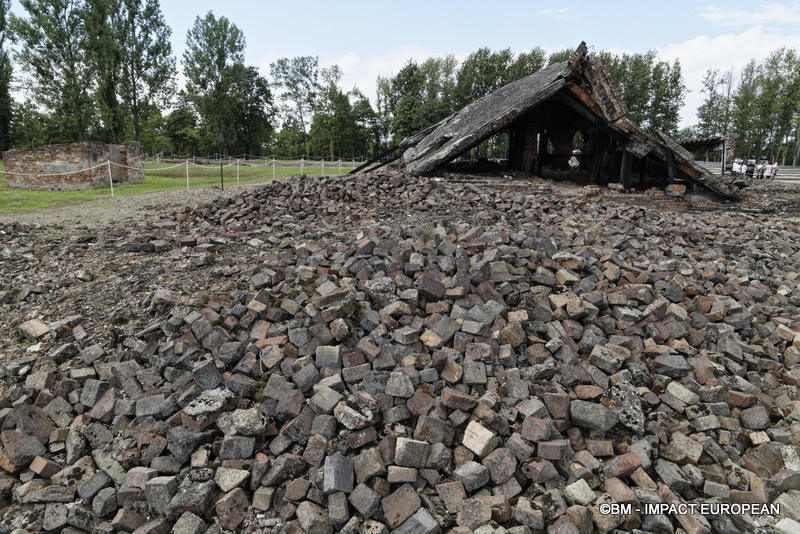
xmin=11 ymin=0 xmax=95 ymax=141
xmin=10 ymin=100 xmax=46 ymax=147
xmin=270 ymin=116 xmax=305 ymax=157
xmin=270 ymin=56 xmax=321 ymax=146
xmin=0 ymin=0 xmax=10 ymax=150
xmin=309 ymin=82 xmax=358 ymax=157
xmin=86 ymin=0 xmax=124 ymax=143
xmin=392 ymin=92 xmax=422 ymax=140
xmin=547 ymin=48 xmax=572 ymax=65
xmin=647 ymin=59 xmax=685 ymax=134
xmin=118 ymin=0 xmax=175 ymax=143
xmin=506 ymin=48 xmax=545 ymax=83
xmin=351 ymin=89 xmax=380 ymax=155
xmin=163 ymin=94 xmax=200 ymax=155
xmin=227 ymin=64 xmax=273 ymax=155
xmin=696 ymin=68 xmax=734 ymax=137
xmin=183 ymin=11 xmax=245 ymax=156
xmin=453 ymin=48 xmax=513 ymax=109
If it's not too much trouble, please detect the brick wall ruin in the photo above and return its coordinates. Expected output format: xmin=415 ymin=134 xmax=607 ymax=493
xmin=3 ymin=142 xmax=144 ymax=190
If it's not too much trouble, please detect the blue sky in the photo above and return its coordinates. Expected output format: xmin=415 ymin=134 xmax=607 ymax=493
xmin=12 ymin=1 xmax=800 ymax=127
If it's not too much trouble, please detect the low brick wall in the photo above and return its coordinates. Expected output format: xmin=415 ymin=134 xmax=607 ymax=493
xmin=3 ymin=142 xmax=145 ymax=190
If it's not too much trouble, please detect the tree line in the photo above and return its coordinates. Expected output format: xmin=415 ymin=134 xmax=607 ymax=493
xmin=0 ymin=2 xmax=705 ymax=161
xmin=692 ymin=48 xmax=800 ymax=165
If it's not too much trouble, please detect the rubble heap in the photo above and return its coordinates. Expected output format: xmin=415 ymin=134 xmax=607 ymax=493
xmin=3 ymin=172 xmax=800 ymax=534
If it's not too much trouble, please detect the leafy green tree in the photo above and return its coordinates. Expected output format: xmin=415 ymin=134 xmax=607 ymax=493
xmin=11 ymin=0 xmax=95 ymax=141
xmin=453 ymin=48 xmax=513 ymax=109
xmin=647 ymin=59 xmax=685 ymax=134
xmin=10 ymin=100 xmax=47 ymax=147
xmin=86 ymin=0 xmax=125 ymax=143
xmin=696 ymin=68 xmax=734 ymax=137
xmin=0 ymin=0 xmax=11 ymax=150
xmin=270 ymin=116 xmax=305 ymax=157
xmin=547 ymin=48 xmax=572 ymax=65
xmin=351 ymin=89 xmax=381 ymax=154
xmin=418 ymin=55 xmax=457 ymax=108
xmin=183 ymin=11 xmax=245 ymax=155
xmin=391 ymin=92 xmax=422 ymax=140
xmin=309 ymin=84 xmax=352 ymax=157
xmin=506 ymin=47 xmax=545 ymax=83
xmin=270 ymin=56 xmax=322 ymax=146
xmin=163 ymin=94 xmax=200 ymax=155
xmin=118 ymin=0 xmax=175 ymax=143
xmin=227 ymin=63 xmax=273 ymax=154
xmin=730 ymin=60 xmax=759 ymax=156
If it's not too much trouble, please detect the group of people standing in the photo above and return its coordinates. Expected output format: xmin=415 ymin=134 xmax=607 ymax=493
xmin=758 ymin=161 xmax=779 ymax=180
xmin=731 ymin=159 xmax=779 ymax=180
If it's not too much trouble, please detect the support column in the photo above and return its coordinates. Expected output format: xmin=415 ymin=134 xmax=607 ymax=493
xmin=666 ymin=149 xmax=676 ymax=184
xmin=535 ymin=131 xmax=546 ymax=176
xmin=589 ymin=132 xmax=605 ymax=185
xmin=607 ymin=142 xmax=618 ymax=183
xmin=620 ymin=150 xmax=632 ymax=192
xmin=639 ymin=157 xmax=646 ymax=190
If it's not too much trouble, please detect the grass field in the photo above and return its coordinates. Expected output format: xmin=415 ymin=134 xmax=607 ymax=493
xmin=0 ymin=159 xmax=360 ymax=214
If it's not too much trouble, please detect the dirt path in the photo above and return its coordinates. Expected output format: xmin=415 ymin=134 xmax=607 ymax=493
xmin=0 ymin=182 xmax=270 ymax=228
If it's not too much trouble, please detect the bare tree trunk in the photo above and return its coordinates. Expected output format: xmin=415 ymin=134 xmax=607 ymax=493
xmin=793 ymin=130 xmax=800 ymax=166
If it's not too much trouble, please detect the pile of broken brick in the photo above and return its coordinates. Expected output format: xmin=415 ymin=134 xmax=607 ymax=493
xmin=3 ymin=171 xmax=800 ymax=534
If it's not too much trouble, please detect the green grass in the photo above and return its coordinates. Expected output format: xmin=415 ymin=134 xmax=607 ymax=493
xmin=0 ymin=159 xmax=361 ymax=214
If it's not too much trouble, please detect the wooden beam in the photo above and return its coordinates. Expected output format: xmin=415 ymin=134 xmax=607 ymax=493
xmin=620 ymin=150 xmax=632 ymax=191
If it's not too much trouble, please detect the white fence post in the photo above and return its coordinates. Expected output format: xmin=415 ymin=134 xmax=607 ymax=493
xmin=106 ymin=160 xmax=114 ymax=198
xmin=272 ymin=158 xmax=275 ymax=180
xmin=322 ymin=158 xmax=325 ymax=177
xmin=338 ymin=159 xmax=342 ymax=174
xmin=352 ymin=157 xmax=355 ymax=169
xmin=300 ymin=157 xmax=304 ymax=175
xmin=185 ymin=160 xmax=189 ymax=191
xmin=236 ymin=159 xmax=240 ymax=188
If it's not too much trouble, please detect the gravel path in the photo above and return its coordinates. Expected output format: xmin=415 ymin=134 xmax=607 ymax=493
xmin=0 ymin=182 xmax=271 ymax=228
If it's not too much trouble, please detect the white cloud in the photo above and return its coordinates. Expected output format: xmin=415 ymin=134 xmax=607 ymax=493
xmin=658 ymin=25 xmax=800 ymax=127
xmin=537 ymin=7 xmax=570 ymax=19
xmin=700 ymin=1 xmax=800 ymax=26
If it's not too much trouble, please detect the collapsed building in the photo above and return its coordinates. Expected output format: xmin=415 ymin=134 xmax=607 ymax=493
xmin=373 ymin=42 xmax=741 ymax=201
xmin=3 ymin=142 xmax=144 ymax=190
xmin=680 ymin=135 xmax=736 ymax=173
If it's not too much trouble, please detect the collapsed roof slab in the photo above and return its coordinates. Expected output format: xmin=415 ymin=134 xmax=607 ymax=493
xmin=400 ymin=41 xmax=741 ymax=201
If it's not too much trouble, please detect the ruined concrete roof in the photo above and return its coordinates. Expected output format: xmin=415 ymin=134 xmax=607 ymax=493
xmin=400 ymin=42 xmax=741 ymax=201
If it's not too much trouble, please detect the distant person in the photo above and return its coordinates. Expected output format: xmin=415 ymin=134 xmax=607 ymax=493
xmin=772 ymin=162 xmax=779 ymax=180
xmin=764 ymin=162 xmax=773 ymax=180
xmin=732 ymin=160 xmax=741 ymax=174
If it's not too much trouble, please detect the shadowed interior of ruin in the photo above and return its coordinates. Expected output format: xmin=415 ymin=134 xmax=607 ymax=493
xmin=443 ymin=94 xmax=691 ymax=192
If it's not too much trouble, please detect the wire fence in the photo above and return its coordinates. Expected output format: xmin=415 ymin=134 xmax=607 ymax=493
xmin=151 ymin=153 xmax=371 ymax=164
xmin=3 ymin=156 xmax=370 ymax=198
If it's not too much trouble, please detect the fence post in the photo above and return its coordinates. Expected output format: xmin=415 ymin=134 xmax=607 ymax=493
xmin=106 ymin=160 xmax=114 ymax=198
xmin=185 ymin=160 xmax=189 ymax=191
xmin=352 ymin=157 xmax=355 ymax=169
xmin=272 ymin=158 xmax=275 ymax=181
xmin=339 ymin=159 xmax=342 ymax=174
xmin=300 ymin=157 xmax=304 ymax=175
xmin=236 ymin=159 xmax=240 ymax=188
xmin=322 ymin=158 xmax=325 ymax=177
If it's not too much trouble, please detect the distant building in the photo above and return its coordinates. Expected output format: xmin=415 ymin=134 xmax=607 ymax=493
xmin=3 ymin=142 xmax=144 ymax=190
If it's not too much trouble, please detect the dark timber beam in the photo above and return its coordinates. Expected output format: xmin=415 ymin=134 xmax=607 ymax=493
xmin=620 ymin=150 xmax=632 ymax=191
xmin=666 ymin=149 xmax=676 ymax=184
